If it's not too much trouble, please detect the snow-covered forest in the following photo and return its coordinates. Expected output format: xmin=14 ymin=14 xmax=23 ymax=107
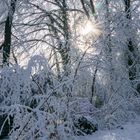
xmin=0 ymin=0 xmax=140 ymax=139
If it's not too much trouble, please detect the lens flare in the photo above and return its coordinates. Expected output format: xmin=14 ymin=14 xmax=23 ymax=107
xmin=79 ymin=20 xmax=102 ymax=39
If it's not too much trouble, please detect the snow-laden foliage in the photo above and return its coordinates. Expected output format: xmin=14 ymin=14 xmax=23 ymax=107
xmin=0 ymin=56 xmax=75 ymax=140
xmin=0 ymin=0 xmax=140 ymax=139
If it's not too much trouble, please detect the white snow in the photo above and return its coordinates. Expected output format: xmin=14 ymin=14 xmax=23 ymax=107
xmin=78 ymin=118 xmax=140 ymax=140
xmin=3 ymin=118 xmax=140 ymax=140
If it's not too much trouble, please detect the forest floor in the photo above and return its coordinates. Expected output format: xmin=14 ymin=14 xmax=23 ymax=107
xmin=78 ymin=117 xmax=140 ymax=140
xmin=3 ymin=118 xmax=140 ymax=140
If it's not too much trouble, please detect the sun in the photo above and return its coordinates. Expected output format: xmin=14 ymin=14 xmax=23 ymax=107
xmin=81 ymin=20 xmax=95 ymax=35
xmin=74 ymin=19 xmax=102 ymax=53
xmin=79 ymin=20 xmax=102 ymax=38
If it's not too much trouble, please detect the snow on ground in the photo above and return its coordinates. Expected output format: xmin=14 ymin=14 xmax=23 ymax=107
xmin=3 ymin=118 xmax=140 ymax=140
xmin=78 ymin=118 xmax=140 ymax=140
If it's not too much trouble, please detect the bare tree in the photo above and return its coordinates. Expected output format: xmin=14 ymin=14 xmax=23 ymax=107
xmin=124 ymin=0 xmax=137 ymax=80
xmin=1 ymin=0 xmax=17 ymax=66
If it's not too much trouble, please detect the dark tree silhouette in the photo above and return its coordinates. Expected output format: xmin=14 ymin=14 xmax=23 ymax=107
xmin=2 ymin=0 xmax=17 ymax=65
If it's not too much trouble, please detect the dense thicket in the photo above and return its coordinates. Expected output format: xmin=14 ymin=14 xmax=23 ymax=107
xmin=0 ymin=0 xmax=140 ymax=139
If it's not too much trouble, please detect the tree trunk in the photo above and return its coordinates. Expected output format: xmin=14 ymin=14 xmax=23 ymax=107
xmin=124 ymin=0 xmax=136 ymax=80
xmin=3 ymin=0 xmax=17 ymax=66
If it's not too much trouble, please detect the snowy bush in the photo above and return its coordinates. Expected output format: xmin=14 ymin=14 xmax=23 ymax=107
xmin=0 ymin=56 xmax=75 ymax=140
xmin=0 ymin=0 xmax=140 ymax=139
